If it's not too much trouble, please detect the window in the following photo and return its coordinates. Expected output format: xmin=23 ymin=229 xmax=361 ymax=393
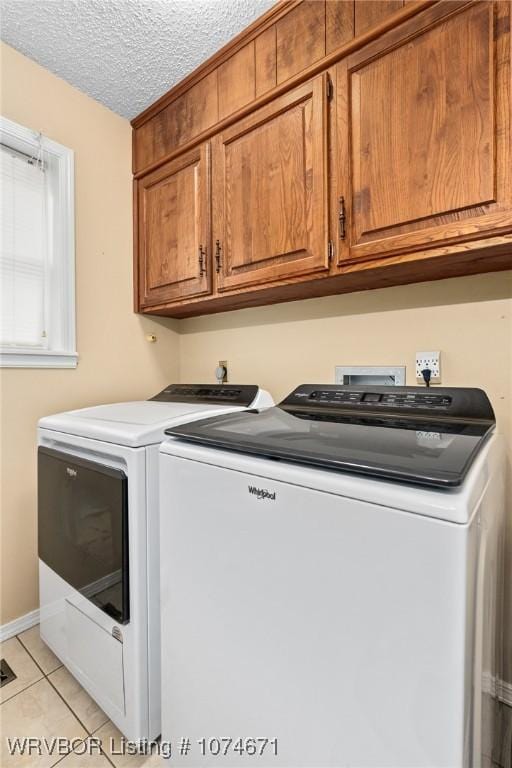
xmin=0 ymin=116 xmax=76 ymax=368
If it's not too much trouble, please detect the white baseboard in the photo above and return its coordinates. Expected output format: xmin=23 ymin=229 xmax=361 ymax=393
xmin=0 ymin=608 xmax=40 ymax=643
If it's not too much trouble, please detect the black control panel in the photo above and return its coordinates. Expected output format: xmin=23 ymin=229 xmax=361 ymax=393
xmin=307 ymin=389 xmax=451 ymax=410
xmin=281 ymin=385 xmax=495 ymax=421
xmin=150 ymin=384 xmax=259 ymax=407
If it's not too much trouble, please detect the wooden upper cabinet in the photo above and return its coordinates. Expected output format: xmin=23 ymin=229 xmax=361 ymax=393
xmin=212 ymin=75 xmax=330 ymax=292
xmin=255 ymin=26 xmax=277 ymax=96
xmin=137 ymin=144 xmax=211 ymax=307
xmin=131 ymin=0 xmax=512 ymax=317
xmin=326 ymin=1 xmax=355 ymax=53
xmin=218 ymin=42 xmax=256 ymax=119
xmin=276 ymin=1 xmax=326 ymax=83
xmin=336 ymin=1 xmax=512 ymax=263
xmin=134 ymin=72 xmax=218 ymax=173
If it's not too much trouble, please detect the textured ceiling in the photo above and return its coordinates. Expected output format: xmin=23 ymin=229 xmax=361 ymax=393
xmin=0 ymin=0 xmax=276 ymax=119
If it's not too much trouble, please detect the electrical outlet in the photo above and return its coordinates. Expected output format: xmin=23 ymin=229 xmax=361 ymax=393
xmin=216 ymin=360 xmax=228 ymax=384
xmin=416 ymin=351 xmax=441 ymax=384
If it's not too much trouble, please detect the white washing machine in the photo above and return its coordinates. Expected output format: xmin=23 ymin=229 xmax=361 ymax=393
xmin=159 ymin=385 xmax=505 ymax=767
xmin=37 ymin=384 xmax=273 ymax=742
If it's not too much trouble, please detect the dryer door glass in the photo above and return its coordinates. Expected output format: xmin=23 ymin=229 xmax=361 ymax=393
xmin=38 ymin=447 xmax=129 ymax=624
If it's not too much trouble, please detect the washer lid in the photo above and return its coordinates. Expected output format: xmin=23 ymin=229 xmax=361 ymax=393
xmin=38 ymin=384 xmax=268 ymax=447
xmin=165 ymin=385 xmax=495 ymax=489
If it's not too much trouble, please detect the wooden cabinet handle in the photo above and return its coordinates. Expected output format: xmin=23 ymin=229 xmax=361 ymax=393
xmin=198 ymin=245 xmax=207 ymax=276
xmin=338 ymin=197 xmax=346 ymax=240
xmin=215 ymin=240 xmax=222 ymax=273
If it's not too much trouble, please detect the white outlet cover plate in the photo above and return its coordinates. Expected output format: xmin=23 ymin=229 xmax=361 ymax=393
xmin=416 ymin=351 xmax=441 ymax=382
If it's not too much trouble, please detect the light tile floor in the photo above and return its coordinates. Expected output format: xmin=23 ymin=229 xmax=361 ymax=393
xmin=0 ymin=627 xmax=164 ymax=767
xmin=1 ymin=624 xmax=511 ymax=767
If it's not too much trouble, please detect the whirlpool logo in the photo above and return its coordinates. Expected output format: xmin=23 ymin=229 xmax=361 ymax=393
xmin=66 ymin=467 xmax=77 ymax=478
xmin=248 ymin=485 xmax=276 ymax=501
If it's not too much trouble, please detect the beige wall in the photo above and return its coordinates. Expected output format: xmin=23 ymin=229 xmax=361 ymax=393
xmin=0 ymin=43 xmax=179 ymax=624
xmin=179 ymin=271 xmax=512 ymax=682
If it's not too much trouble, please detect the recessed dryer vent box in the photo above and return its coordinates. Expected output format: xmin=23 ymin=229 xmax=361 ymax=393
xmin=335 ymin=366 xmax=406 ymax=386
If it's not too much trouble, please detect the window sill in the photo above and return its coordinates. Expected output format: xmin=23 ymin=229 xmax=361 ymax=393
xmin=0 ymin=350 xmax=78 ymax=368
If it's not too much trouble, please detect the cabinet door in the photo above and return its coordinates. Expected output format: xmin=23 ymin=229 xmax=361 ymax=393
xmin=212 ymin=75 xmax=330 ymax=292
xmin=336 ymin=1 xmax=512 ymax=263
xmin=137 ymin=144 xmax=211 ymax=307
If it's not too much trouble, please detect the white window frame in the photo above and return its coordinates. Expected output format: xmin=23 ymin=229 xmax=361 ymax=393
xmin=0 ymin=116 xmax=77 ymax=368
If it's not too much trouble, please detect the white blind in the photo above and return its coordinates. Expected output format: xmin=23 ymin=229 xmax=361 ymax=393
xmin=0 ymin=144 xmax=48 ymax=348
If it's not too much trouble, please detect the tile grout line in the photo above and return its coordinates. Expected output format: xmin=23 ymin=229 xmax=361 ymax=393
xmin=91 ymin=723 xmax=117 ymax=768
xmin=19 ymin=634 xmax=115 ymax=768
xmin=0 ymin=674 xmax=45 ymax=707
xmin=0 ymin=637 xmax=46 ymax=705
xmin=49 ymin=731 xmax=117 ymax=768
xmin=8 ymin=630 xmax=116 ymax=767
xmin=44 ymin=675 xmax=115 ymax=768
xmin=16 ymin=633 xmax=63 ymax=677
xmin=1 ymin=636 xmax=91 ymax=767
xmin=14 ymin=632 xmax=98 ymax=766
xmin=45 ymin=672 xmax=96 ymax=738
xmin=49 ymin=744 xmax=86 ymax=768
xmin=14 ymin=633 xmax=58 ymax=680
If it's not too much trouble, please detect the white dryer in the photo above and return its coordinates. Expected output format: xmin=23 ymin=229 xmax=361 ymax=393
xmin=37 ymin=384 xmax=273 ymax=741
xmin=160 ymin=385 xmax=505 ymax=767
